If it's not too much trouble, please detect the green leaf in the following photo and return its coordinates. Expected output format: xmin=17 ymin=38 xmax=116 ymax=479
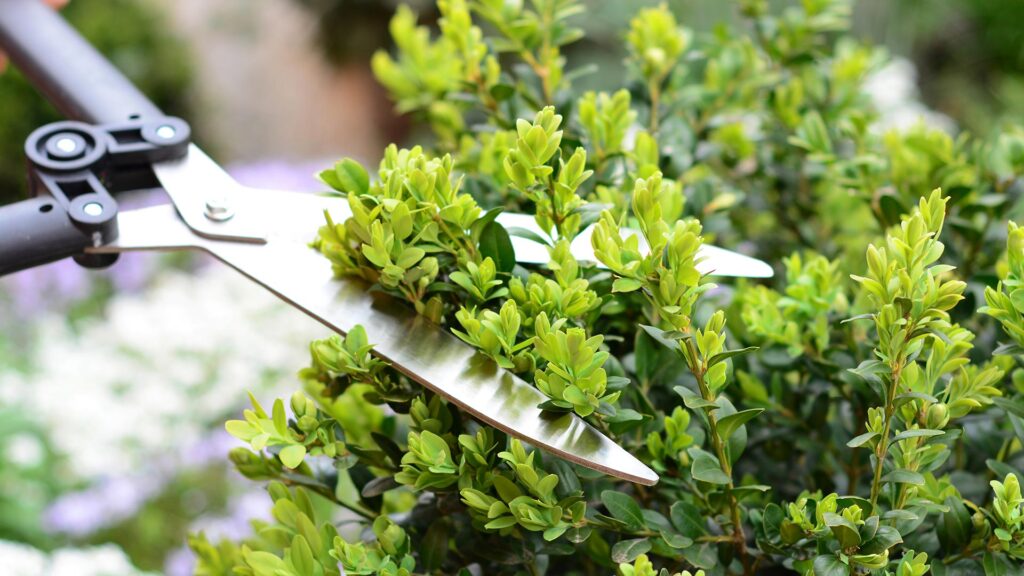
xmin=490 ymin=83 xmax=515 ymax=101
xmin=716 ymin=408 xmax=763 ymax=442
xmin=823 ymin=512 xmax=861 ymax=549
xmin=279 ymin=445 xmax=306 ymax=469
xmin=670 ymin=501 xmax=705 ymax=538
xmin=538 ymin=399 xmax=574 ymax=413
xmin=707 ymin=347 xmax=758 ymax=368
xmin=506 ymin=226 xmax=552 ymax=247
xmin=372 ymin=432 xmax=405 ymax=468
xmin=813 ymin=554 xmax=849 ymax=576
xmin=360 ymin=475 xmax=399 ymax=498
xmin=659 ymin=530 xmax=693 ymax=549
xmin=333 ymin=158 xmax=370 ymax=195
xmin=612 ymin=278 xmax=644 ymax=293
xmin=881 ymin=469 xmax=925 ymax=485
xmin=640 ymin=324 xmax=689 ymax=351
xmin=420 ymin=520 xmax=449 ymax=571
xmin=891 ymin=429 xmax=945 ymax=442
xmin=601 ymin=490 xmax=645 ymax=530
xmin=225 ymin=420 xmax=256 ymax=441
xmin=610 ymin=538 xmax=651 ymax=564
xmin=993 ymin=397 xmax=1024 ymax=418
xmin=847 ymin=431 xmax=878 ymax=448
xmin=983 ymin=551 xmax=1015 ymax=575
xmin=986 ymin=459 xmax=1021 ymax=481
xmin=690 ymin=451 xmax=730 ymax=485
xmin=272 ymin=399 xmax=288 ymax=436
xmin=859 ymin=524 xmax=902 ymax=555
xmin=478 ymin=221 xmax=516 ymax=274
xmin=674 ymin=386 xmax=718 ymax=411
xmin=937 ymin=496 xmax=972 ymax=552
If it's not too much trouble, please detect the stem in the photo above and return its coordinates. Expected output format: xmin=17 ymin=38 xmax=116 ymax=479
xmin=869 ymin=362 xmax=903 ymax=508
xmin=683 ymin=337 xmax=751 ymax=575
xmin=648 ymin=79 xmax=661 ymax=132
xmin=282 ymin=478 xmax=376 ymax=521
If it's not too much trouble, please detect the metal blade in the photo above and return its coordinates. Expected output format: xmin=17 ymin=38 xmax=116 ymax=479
xmin=495 ymin=212 xmax=774 ymax=278
xmin=93 ymin=193 xmax=659 ymax=486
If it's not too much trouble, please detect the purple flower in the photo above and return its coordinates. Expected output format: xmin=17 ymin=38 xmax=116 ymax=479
xmin=42 ymin=429 xmax=246 ymax=538
xmin=43 ymin=475 xmax=160 ymax=537
xmin=228 ymin=159 xmax=328 ymax=193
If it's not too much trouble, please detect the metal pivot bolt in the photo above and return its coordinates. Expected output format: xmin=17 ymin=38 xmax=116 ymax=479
xmin=82 ymin=202 xmax=103 ymax=216
xmin=155 ymin=125 xmax=176 ymax=140
xmin=204 ymin=196 xmax=234 ymax=222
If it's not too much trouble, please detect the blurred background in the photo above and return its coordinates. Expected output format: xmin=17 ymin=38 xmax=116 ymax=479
xmin=0 ymin=0 xmax=1022 ymax=573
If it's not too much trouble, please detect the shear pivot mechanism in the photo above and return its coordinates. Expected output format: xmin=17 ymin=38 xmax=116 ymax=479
xmin=0 ymin=115 xmax=190 ymax=275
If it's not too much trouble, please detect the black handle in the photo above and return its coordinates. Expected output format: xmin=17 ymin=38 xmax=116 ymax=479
xmin=0 ymin=196 xmax=94 ymax=275
xmin=0 ymin=0 xmax=163 ymax=123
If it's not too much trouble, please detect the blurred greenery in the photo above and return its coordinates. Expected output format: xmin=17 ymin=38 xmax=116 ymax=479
xmin=0 ymin=0 xmax=194 ymax=205
xmin=855 ymin=0 xmax=1024 ymax=133
xmin=294 ymin=0 xmax=1024 ymax=134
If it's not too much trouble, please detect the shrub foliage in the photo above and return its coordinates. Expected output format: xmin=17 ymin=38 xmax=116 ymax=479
xmin=194 ymin=1 xmax=1024 ymax=574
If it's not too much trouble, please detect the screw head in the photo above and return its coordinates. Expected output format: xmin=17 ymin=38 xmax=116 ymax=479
xmin=55 ymin=137 xmax=77 ymax=153
xmin=82 ymin=202 xmax=104 ymax=217
xmin=155 ymin=125 xmax=177 ymax=139
xmin=45 ymin=131 xmax=88 ymax=160
xmin=204 ymin=197 xmax=235 ymax=221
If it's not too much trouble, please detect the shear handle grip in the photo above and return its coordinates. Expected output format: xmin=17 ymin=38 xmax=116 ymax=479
xmin=0 ymin=197 xmax=94 ymax=276
xmin=0 ymin=0 xmax=163 ymax=124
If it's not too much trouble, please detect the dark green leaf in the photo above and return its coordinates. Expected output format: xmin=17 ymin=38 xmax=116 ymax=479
xmin=372 ymin=432 xmax=405 ymax=468
xmin=659 ymin=530 xmax=693 ymax=549
xmin=859 ymin=524 xmax=902 ymax=555
xmin=601 ymin=490 xmax=645 ymax=530
xmin=506 ymin=226 xmax=552 ymax=247
xmin=605 ymin=408 xmax=645 ymax=424
xmin=360 ymin=475 xmax=398 ymax=498
xmin=674 ymin=386 xmax=718 ymax=411
xmin=986 ymin=459 xmax=1021 ymax=480
xmin=813 ymin=554 xmax=849 ymax=576
xmin=670 ymin=501 xmax=706 ymax=538
xmin=420 ymin=520 xmax=449 ymax=571
xmin=881 ymin=469 xmax=925 ymax=485
xmin=716 ymin=409 xmax=763 ymax=442
xmin=640 ymin=324 xmax=688 ymax=351
xmin=691 ymin=450 xmax=730 ymax=485
xmin=470 ymin=207 xmax=504 ymax=242
xmin=993 ymin=397 xmax=1024 ymax=418
xmin=983 ymin=551 xmax=1015 ymax=575
xmin=478 ymin=221 xmax=516 ymax=274
xmin=489 ymin=83 xmax=515 ymax=101
xmin=938 ymin=496 xmax=973 ymax=552
xmin=610 ymin=538 xmax=651 ymax=564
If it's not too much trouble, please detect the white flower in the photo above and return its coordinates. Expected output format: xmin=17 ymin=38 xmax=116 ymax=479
xmin=0 ymin=540 xmax=47 ymax=576
xmin=0 ymin=263 xmax=323 ymax=480
xmin=5 ymin=433 xmax=44 ymax=468
xmin=0 ymin=541 xmax=150 ymax=576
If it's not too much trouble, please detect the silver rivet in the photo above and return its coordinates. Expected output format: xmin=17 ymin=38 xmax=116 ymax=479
xmin=155 ymin=125 xmax=176 ymax=139
xmin=83 ymin=202 xmax=103 ymax=217
xmin=55 ymin=137 xmax=77 ymax=153
xmin=204 ymin=197 xmax=234 ymax=221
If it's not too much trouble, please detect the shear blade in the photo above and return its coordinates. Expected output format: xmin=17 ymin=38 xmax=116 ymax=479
xmin=94 ymin=184 xmax=659 ymax=486
xmin=495 ymin=212 xmax=774 ymax=278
